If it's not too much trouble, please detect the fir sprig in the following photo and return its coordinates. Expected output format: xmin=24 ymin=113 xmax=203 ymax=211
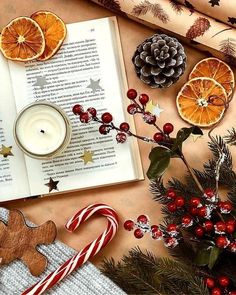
xmin=101 ymin=247 xmax=209 ymax=295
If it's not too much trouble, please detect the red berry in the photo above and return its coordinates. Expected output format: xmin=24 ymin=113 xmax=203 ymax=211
xmin=137 ymin=215 xmax=148 ymax=224
xmin=189 ymin=197 xmax=201 ymax=207
xmin=101 ymin=112 xmax=113 ymax=123
xmin=175 ymin=196 xmax=185 ymax=207
xmin=99 ymin=124 xmax=110 ymax=135
xmin=198 ymin=206 xmax=207 ymax=218
xmin=166 ymin=189 xmax=177 ymax=199
xmin=167 ymin=223 xmax=178 ymax=232
xmin=142 ymin=112 xmax=156 ymax=124
xmin=204 ymin=188 xmax=215 ymax=199
xmin=139 ymin=93 xmax=149 ymax=105
xmin=219 ymin=201 xmax=233 ymax=214
xmin=167 ymin=202 xmax=177 ymax=213
xmin=189 ymin=206 xmax=199 ymax=216
xmin=134 ymin=228 xmax=144 ymax=239
xmin=163 ymin=123 xmax=174 ymax=135
xmin=182 ymin=215 xmax=193 ymax=226
xmin=116 ymin=132 xmax=127 ymax=143
xmin=72 ymin=104 xmax=84 ymax=115
xmin=218 ymin=275 xmax=230 ymax=287
xmin=226 ymin=222 xmax=235 ymax=234
xmin=229 ymin=291 xmax=236 ymax=295
xmin=124 ymin=220 xmax=135 ymax=231
xmin=216 ymin=236 xmax=229 ymax=248
xmin=211 ymin=288 xmax=222 ymax=295
xmin=226 ymin=219 xmax=235 ymax=226
xmin=164 ymin=237 xmax=179 ymax=248
xmin=119 ymin=122 xmax=130 ymax=132
xmin=204 ymin=220 xmax=214 ymax=232
xmin=153 ymin=132 xmax=164 ymax=143
xmin=204 ymin=277 xmax=215 ymax=289
xmin=195 ymin=226 xmax=205 ymax=237
xmin=215 ymin=221 xmax=226 ymax=233
xmin=80 ymin=112 xmax=91 ymax=123
xmin=127 ymin=89 xmax=137 ymax=100
xmin=127 ymin=103 xmax=138 ymax=114
xmin=151 ymin=225 xmax=163 ymax=239
xmin=87 ymin=107 xmax=97 ymax=117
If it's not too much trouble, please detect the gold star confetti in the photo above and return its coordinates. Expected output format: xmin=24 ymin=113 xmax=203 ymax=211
xmin=191 ymin=133 xmax=203 ymax=142
xmin=45 ymin=177 xmax=59 ymax=193
xmin=145 ymin=100 xmax=164 ymax=117
xmin=80 ymin=150 xmax=94 ymax=165
xmin=0 ymin=145 xmax=13 ymax=158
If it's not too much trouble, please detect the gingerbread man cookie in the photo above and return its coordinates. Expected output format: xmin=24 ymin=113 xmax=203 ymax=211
xmin=0 ymin=209 xmax=57 ymax=276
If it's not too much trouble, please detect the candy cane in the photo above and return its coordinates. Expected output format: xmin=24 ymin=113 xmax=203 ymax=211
xmin=22 ymin=204 xmax=119 ymax=295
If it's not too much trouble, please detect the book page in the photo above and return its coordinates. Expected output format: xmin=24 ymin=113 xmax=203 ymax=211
xmin=0 ymin=55 xmax=30 ymax=201
xmin=8 ymin=18 xmax=139 ymax=196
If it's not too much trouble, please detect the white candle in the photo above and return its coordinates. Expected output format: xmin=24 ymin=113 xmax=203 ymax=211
xmin=14 ymin=102 xmax=71 ymax=159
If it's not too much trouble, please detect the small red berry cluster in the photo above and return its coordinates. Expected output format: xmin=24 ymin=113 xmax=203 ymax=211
xmin=204 ymin=275 xmax=236 ymax=295
xmin=124 ymin=187 xmax=236 ymax=251
xmin=127 ymin=89 xmax=174 ymax=143
xmin=165 ymin=187 xmax=236 ymax=251
xmin=124 ymin=215 xmax=180 ymax=248
xmin=72 ymin=89 xmax=174 ymax=145
xmin=72 ymin=104 xmax=130 ymax=143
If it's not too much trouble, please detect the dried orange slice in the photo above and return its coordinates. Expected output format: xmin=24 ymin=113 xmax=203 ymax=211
xmin=31 ymin=11 xmax=67 ymax=61
xmin=0 ymin=17 xmax=45 ymax=61
xmin=189 ymin=57 xmax=235 ymax=98
xmin=176 ymin=77 xmax=227 ymax=127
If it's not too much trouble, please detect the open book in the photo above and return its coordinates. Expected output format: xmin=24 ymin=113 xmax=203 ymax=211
xmin=0 ymin=17 xmax=143 ymax=202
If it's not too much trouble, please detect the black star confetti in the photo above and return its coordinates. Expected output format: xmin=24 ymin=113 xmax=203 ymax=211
xmin=33 ymin=76 xmax=49 ymax=90
xmin=228 ymin=17 xmax=236 ymax=25
xmin=86 ymin=78 xmax=103 ymax=93
xmin=209 ymin=0 xmax=220 ymax=7
xmin=45 ymin=177 xmax=59 ymax=193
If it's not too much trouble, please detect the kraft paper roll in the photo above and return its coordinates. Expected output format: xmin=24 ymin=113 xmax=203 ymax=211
xmin=91 ymin=0 xmax=236 ymax=64
xmin=176 ymin=0 xmax=236 ymax=28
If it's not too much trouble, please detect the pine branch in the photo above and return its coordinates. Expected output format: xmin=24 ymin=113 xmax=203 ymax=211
xmin=208 ymin=136 xmax=232 ymax=171
xmin=97 ymin=0 xmax=124 ymax=14
xmin=132 ymin=0 xmax=169 ymax=23
xmin=101 ymin=248 xmax=209 ymax=295
xmin=150 ymin=179 xmax=168 ymax=204
xmin=169 ymin=0 xmax=183 ymax=14
xmin=219 ymin=38 xmax=236 ymax=57
xmin=224 ymin=128 xmax=236 ymax=146
xmin=151 ymin=3 xmax=169 ymax=23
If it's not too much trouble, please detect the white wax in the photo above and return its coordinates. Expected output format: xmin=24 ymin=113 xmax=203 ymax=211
xmin=15 ymin=104 xmax=67 ymax=155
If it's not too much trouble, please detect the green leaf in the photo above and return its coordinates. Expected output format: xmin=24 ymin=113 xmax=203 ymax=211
xmin=172 ymin=126 xmax=203 ymax=152
xmin=192 ymin=126 xmax=203 ymax=135
xmin=194 ymin=248 xmax=210 ymax=266
xmin=208 ymin=246 xmax=221 ymax=269
xmin=147 ymin=147 xmax=171 ymax=180
xmin=195 ymin=246 xmax=221 ymax=269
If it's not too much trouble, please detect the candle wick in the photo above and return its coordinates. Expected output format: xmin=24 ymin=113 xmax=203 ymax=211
xmin=40 ymin=129 xmax=45 ymax=134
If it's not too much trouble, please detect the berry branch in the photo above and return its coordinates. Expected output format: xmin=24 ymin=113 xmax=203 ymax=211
xmin=72 ymin=89 xmax=203 ymax=192
xmin=73 ymin=88 xmax=236 ymax=293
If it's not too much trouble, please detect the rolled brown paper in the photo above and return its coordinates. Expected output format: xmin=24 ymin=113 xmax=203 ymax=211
xmin=90 ymin=0 xmax=236 ymax=64
xmin=176 ymin=0 xmax=236 ymax=28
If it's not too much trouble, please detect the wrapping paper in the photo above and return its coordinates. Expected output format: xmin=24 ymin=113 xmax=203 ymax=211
xmin=91 ymin=0 xmax=236 ymax=64
xmin=176 ymin=0 xmax=236 ymax=28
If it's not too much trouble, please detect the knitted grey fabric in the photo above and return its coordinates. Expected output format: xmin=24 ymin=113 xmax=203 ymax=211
xmin=0 ymin=207 xmax=126 ymax=295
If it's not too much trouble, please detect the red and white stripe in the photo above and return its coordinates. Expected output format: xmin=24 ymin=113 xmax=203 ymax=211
xmin=22 ymin=204 xmax=119 ymax=295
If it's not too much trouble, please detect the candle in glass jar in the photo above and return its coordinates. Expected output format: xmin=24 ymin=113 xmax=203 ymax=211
xmin=14 ymin=101 xmax=71 ymax=160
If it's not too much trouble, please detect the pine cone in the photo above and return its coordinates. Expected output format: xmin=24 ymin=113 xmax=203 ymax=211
xmin=186 ymin=17 xmax=211 ymax=40
xmin=132 ymin=34 xmax=187 ymax=88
